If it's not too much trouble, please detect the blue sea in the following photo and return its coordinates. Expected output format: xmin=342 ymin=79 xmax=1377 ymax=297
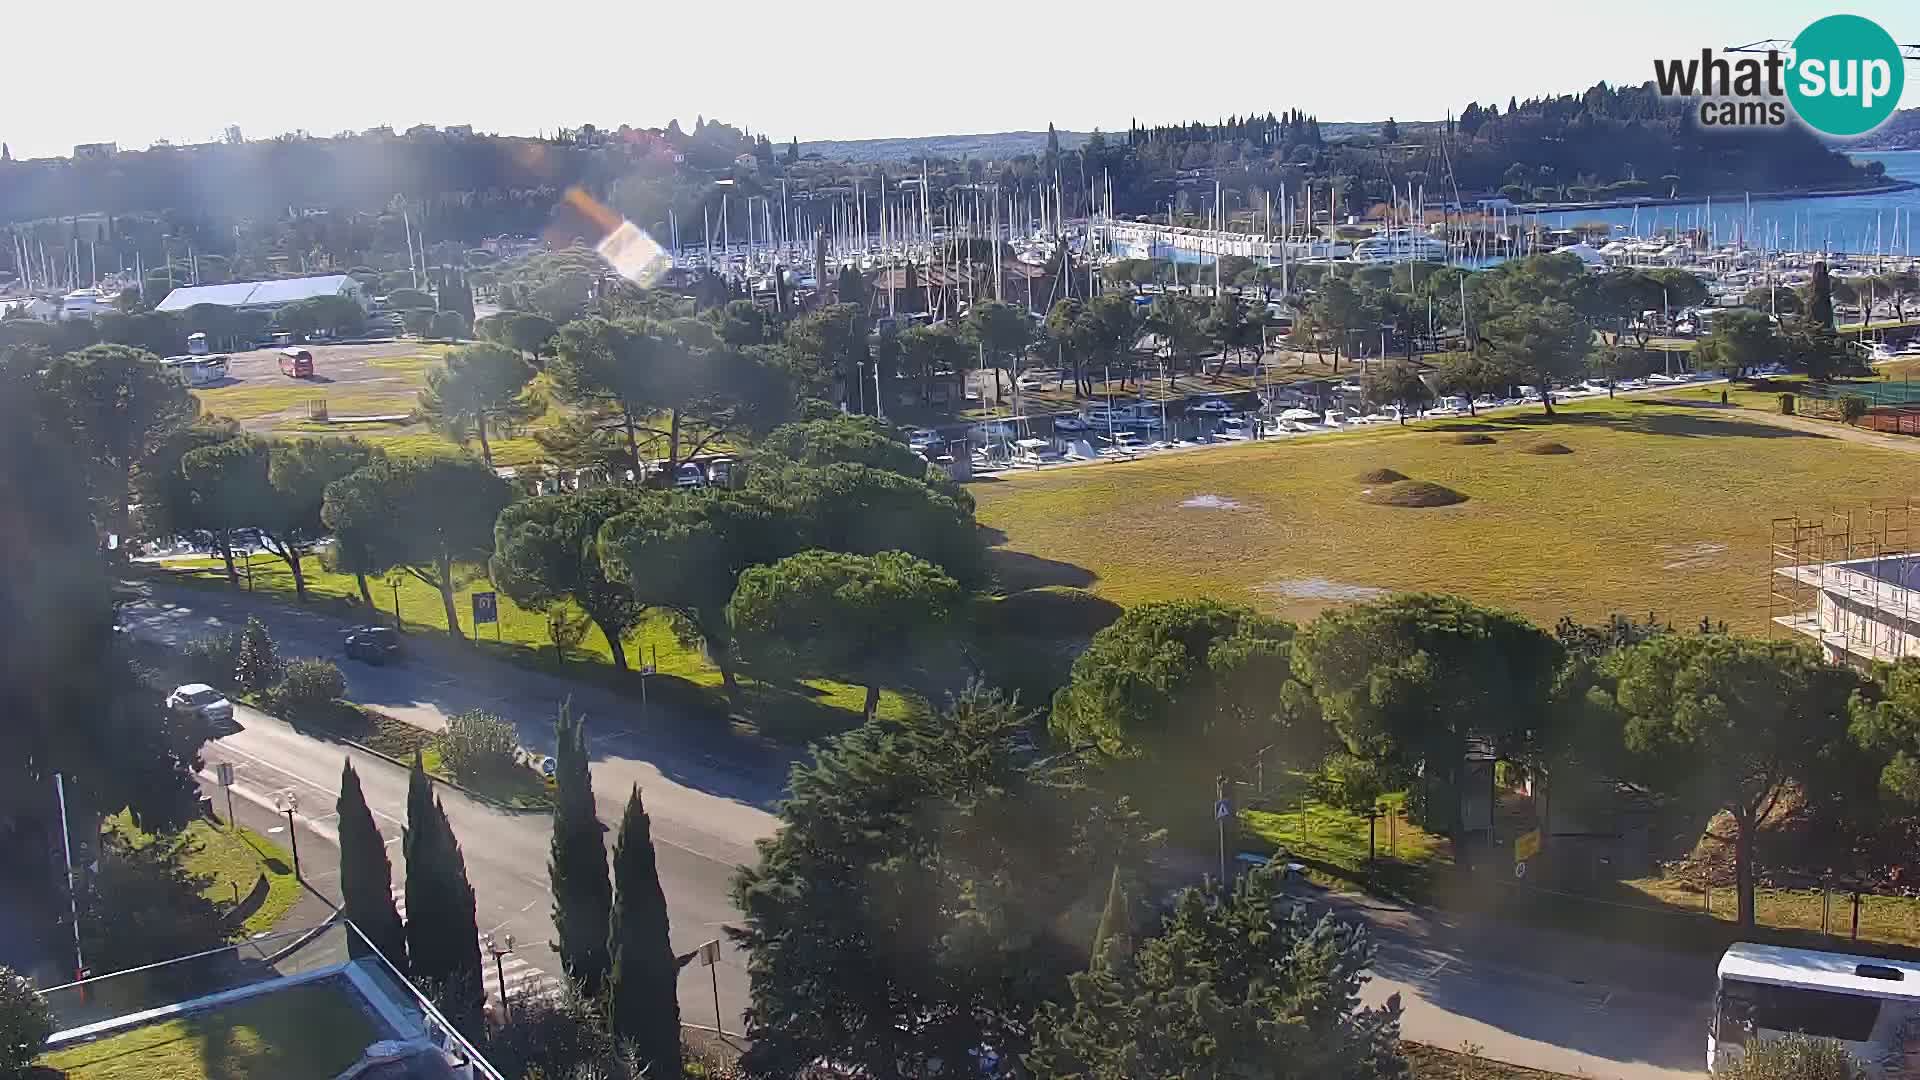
xmin=1531 ymin=151 xmax=1920 ymax=254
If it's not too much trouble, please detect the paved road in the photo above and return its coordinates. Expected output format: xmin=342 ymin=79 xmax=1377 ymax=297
xmin=127 ymin=580 xmax=1714 ymax=1075
xmin=125 ymin=581 xmax=783 ymax=1034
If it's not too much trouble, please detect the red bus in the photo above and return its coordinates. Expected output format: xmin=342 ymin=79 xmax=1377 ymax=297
xmin=278 ymin=348 xmax=314 ymax=378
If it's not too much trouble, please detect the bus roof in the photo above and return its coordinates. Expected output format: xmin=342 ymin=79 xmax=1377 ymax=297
xmin=1720 ymin=943 xmax=1920 ymax=1002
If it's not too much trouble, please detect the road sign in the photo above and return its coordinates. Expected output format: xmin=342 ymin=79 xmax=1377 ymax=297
xmin=471 ymin=591 xmax=498 ymax=625
xmin=1214 ymin=799 xmax=1233 ymax=821
xmin=696 ymin=939 xmax=721 ymax=967
xmin=1514 ymin=860 xmax=1529 ymax=880
xmin=215 ymin=762 xmax=234 ymax=787
xmin=1515 ymin=828 xmax=1542 ymax=863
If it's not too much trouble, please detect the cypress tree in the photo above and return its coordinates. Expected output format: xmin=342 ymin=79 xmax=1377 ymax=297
xmin=404 ymin=752 xmax=484 ymax=1033
xmin=607 ymin=785 xmax=680 ymax=1077
xmin=548 ymin=699 xmax=611 ymax=995
xmin=338 ymin=760 xmax=406 ymax=972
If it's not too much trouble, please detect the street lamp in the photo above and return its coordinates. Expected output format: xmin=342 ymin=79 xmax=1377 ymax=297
xmin=274 ymin=790 xmax=300 ymax=878
xmin=387 ymin=573 xmax=406 ymax=631
xmin=483 ymin=932 xmax=516 ymax=1023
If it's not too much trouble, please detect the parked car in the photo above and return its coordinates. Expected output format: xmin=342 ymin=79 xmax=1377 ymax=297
xmin=168 ymin=683 xmax=234 ymax=724
xmin=344 ymin=626 xmax=403 ymax=665
xmin=674 ymin=462 xmax=707 ymax=489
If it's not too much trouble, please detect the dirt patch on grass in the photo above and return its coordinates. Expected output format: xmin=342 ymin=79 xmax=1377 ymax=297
xmin=1362 ymin=480 xmax=1469 ymax=507
xmin=1521 ymin=441 xmax=1574 ymax=455
xmin=1356 ymin=467 xmax=1409 ymax=483
xmin=1180 ymin=494 xmax=1247 ymax=510
xmin=1257 ymin=578 xmax=1389 ymax=602
xmin=1448 ymin=433 xmax=1498 ymax=445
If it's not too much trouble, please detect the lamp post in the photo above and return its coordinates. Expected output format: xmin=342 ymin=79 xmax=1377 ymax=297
xmin=387 ymin=573 xmax=405 ymax=631
xmin=274 ymin=790 xmax=300 ymax=878
xmin=484 ymin=932 xmax=516 ymax=1023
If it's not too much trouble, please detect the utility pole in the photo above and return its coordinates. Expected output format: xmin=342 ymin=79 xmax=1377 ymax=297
xmin=55 ymin=773 xmax=85 ymax=982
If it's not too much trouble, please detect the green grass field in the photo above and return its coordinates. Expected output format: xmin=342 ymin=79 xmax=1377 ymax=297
xmin=37 ymin=979 xmax=377 ymax=1080
xmin=1241 ymin=787 xmax=1451 ymax=901
xmin=156 ymin=552 xmax=915 ymax=740
xmin=971 ymin=396 xmax=1920 ymax=633
xmin=101 ymin=813 xmax=300 ymax=939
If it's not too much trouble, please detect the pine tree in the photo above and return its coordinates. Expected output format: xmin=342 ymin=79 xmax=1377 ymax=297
xmin=548 ymin=699 xmax=611 ymax=995
xmin=1090 ymin=865 xmax=1128 ymax=960
xmin=233 ymin=616 xmax=280 ymax=696
xmin=404 ymin=753 xmax=484 ymax=1033
xmin=607 ymin=785 xmax=680 ymax=1077
xmin=338 ymin=760 xmax=407 ymax=972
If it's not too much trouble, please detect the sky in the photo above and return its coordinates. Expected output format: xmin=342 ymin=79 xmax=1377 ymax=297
xmin=6 ymin=1 xmax=1918 ymax=160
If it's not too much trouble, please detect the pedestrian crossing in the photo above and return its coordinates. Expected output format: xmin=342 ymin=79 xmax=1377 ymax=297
xmin=391 ymin=889 xmax=561 ymax=1013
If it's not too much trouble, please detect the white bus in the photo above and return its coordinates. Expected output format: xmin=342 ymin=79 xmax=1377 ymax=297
xmin=159 ymin=354 xmax=230 ymax=386
xmin=1710 ymin=943 xmax=1920 ymax=1074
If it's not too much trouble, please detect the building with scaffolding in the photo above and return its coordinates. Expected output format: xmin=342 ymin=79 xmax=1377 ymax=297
xmin=1771 ymin=504 xmax=1920 ymax=666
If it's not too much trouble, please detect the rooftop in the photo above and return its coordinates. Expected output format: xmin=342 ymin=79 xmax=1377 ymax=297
xmin=154 ymin=275 xmax=357 ymax=313
xmin=1718 ymin=942 xmax=1920 ymax=1002
xmin=36 ymin=920 xmax=502 ymax=1080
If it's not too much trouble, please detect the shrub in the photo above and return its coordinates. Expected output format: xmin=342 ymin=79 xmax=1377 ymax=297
xmin=270 ymin=658 xmax=347 ymax=721
xmin=182 ymin=630 xmax=241 ymax=688
xmin=1356 ymin=467 xmax=1409 ymax=483
xmin=0 ymin=966 xmax=54 ymax=1076
xmin=440 ymin=709 xmax=519 ymax=786
xmin=1520 ymin=442 xmax=1573 ymax=455
xmin=431 ymin=310 xmax=471 ymax=341
xmin=1447 ymin=433 xmax=1496 ymax=445
xmin=1717 ymin=1033 xmax=1864 ymax=1079
xmin=1778 ymin=393 xmax=1795 ymax=415
xmin=233 ymin=616 xmax=281 ymax=696
xmin=1316 ymin=753 xmax=1388 ymax=813
xmin=1839 ymin=394 xmax=1870 ymax=425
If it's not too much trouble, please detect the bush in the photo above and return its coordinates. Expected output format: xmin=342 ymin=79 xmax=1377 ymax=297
xmin=1716 ymin=1033 xmax=1864 ymax=1079
xmin=0 ymin=966 xmax=54 ymax=1076
xmin=269 ymin=658 xmax=347 ymax=721
xmin=1778 ymin=393 xmax=1796 ymax=415
xmin=440 ymin=709 xmax=519 ymax=786
xmin=182 ymin=630 xmax=241 ymax=688
xmin=1315 ymin=753 xmax=1389 ymax=813
xmin=431 ymin=310 xmax=470 ymax=341
xmin=1839 ymin=394 xmax=1870 ymax=425
xmin=233 ymin=616 xmax=281 ymax=697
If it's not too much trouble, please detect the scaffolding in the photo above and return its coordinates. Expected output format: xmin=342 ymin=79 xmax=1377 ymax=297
xmin=1769 ymin=503 xmax=1917 ymax=662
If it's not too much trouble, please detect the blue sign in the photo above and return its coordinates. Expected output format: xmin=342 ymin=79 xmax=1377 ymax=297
xmin=471 ymin=591 xmax=498 ymax=625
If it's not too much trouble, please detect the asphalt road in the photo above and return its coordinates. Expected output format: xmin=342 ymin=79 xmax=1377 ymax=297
xmin=127 ymin=580 xmax=1714 ymax=1075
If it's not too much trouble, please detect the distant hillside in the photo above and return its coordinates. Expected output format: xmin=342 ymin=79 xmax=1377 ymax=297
xmin=1841 ymin=107 xmax=1920 ymax=151
xmin=797 ymin=130 xmax=1089 ymax=163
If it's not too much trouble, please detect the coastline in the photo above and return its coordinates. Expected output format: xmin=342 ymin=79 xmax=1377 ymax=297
xmin=1504 ymin=178 xmax=1919 ymax=216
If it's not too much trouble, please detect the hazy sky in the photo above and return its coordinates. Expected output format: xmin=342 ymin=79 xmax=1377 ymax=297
xmin=7 ymin=1 xmax=1917 ymax=160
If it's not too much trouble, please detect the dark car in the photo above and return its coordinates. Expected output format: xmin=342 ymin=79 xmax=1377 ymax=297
xmin=344 ymin=626 xmax=402 ymax=664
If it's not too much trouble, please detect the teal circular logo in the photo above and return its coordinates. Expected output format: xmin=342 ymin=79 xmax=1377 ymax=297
xmin=1786 ymin=15 xmax=1905 ymax=137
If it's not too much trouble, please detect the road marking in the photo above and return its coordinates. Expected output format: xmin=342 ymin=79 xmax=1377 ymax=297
xmin=212 ymin=734 xmax=405 ymax=828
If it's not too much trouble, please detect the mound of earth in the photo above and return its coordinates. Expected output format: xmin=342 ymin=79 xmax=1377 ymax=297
xmin=1361 ymin=480 xmax=1469 ymax=508
xmin=1521 ymin=441 xmax=1574 ymax=455
xmin=1355 ymin=467 xmax=1409 ymax=483
xmin=1447 ymin=433 xmax=1497 ymax=445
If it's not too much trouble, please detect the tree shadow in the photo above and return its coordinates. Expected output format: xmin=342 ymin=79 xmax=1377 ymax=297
xmin=1437 ymin=404 xmax=1831 ymax=441
xmin=986 ymin=550 xmax=1098 ymax=590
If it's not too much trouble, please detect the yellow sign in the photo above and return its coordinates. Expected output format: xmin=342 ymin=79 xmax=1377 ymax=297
xmin=1515 ymin=829 xmax=1542 ymax=863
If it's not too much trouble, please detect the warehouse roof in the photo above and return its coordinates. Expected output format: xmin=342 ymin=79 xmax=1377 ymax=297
xmin=155 ymin=274 xmax=356 ymax=312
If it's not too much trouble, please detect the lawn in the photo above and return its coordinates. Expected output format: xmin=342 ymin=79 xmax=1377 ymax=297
xmin=970 ymin=395 xmax=1920 ymax=634
xmin=102 ymin=813 xmax=300 ymax=939
xmin=1622 ymin=874 xmax=1920 ymax=949
xmin=153 ymin=551 xmax=915 ymax=740
xmin=1241 ymin=787 xmax=1451 ymax=901
xmin=37 ymin=978 xmax=378 ymax=1080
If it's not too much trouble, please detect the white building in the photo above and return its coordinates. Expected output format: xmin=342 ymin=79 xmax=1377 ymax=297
xmin=1774 ymin=553 xmax=1920 ymax=665
xmin=154 ymin=273 xmax=368 ymax=314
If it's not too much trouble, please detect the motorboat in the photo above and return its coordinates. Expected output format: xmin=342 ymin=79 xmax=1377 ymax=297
xmin=1011 ymin=438 xmax=1062 ymax=466
xmin=1052 ymin=414 xmax=1091 ymax=432
xmin=1349 ymin=228 xmax=1450 ymax=266
xmin=1188 ymin=399 xmax=1236 ymax=414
